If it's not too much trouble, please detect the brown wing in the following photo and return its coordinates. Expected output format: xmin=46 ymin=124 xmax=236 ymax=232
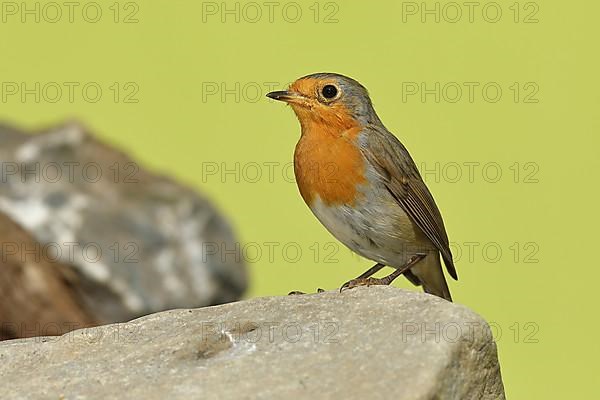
xmin=360 ymin=128 xmax=458 ymax=280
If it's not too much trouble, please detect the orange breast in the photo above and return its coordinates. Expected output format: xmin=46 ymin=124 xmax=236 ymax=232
xmin=294 ymin=124 xmax=366 ymax=206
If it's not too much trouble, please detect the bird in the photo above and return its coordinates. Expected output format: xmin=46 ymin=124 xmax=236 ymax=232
xmin=266 ymin=73 xmax=457 ymax=301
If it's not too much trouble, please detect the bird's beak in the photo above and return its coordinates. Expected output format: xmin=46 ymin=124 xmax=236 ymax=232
xmin=266 ymin=90 xmax=303 ymax=103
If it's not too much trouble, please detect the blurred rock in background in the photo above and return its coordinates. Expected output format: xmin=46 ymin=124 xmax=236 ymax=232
xmin=0 ymin=122 xmax=247 ymax=339
xmin=0 ymin=213 xmax=97 ymax=340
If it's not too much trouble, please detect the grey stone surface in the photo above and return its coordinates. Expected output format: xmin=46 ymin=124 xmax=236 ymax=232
xmin=0 ymin=287 xmax=505 ymax=399
xmin=0 ymin=122 xmax=247 ymax=323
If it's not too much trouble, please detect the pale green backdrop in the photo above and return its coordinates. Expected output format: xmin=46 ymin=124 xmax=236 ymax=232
xmin=1 ymin=1 xmax=598 ymax=398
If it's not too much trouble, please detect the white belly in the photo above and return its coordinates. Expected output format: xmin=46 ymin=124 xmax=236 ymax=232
xmin=308 ymin=193 xmax=432 ymax=267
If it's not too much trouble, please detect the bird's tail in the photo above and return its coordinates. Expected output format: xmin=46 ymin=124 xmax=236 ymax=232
xmin=408 ymin=255 xmax=453 ymax=302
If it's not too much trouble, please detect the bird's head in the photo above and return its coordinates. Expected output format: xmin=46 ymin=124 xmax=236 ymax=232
xmin=267 ymin=73 xmax=380 ymax=133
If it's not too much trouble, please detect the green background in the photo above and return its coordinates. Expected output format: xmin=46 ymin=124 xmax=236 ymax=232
xmin=1 ymin=1 xmax=597 ymax=397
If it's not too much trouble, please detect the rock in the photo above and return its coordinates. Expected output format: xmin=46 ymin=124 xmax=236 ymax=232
xmin=0 ymin=287 xmax=505 ymax=399
xmin=0 ymin=121 xmax=247 ymax=325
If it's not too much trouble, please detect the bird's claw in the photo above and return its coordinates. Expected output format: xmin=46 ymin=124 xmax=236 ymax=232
xmin=339 ymin=277 xmax=385 ymax=292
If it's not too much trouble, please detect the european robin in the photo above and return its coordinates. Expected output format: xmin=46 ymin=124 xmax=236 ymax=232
xmin=267 ymin=73 xmax=457 ymax=301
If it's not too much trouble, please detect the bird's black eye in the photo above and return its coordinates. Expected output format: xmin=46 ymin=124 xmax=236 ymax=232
xmin=322 ymin=85 xmax=338 ymax=99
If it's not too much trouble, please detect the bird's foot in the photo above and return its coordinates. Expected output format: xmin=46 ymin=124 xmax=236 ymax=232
xmin=288 ymin=288 xmax=325 ymax=295
xmin=339 ymin=254 xmax=427 ymax=292
xmin=339 ymin=277 xmax=389 ymax=292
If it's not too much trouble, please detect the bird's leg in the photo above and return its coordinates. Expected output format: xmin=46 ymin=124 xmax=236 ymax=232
xmin=340 ymin=254 xmax=426 ymax=292
xmin=355 ymin=262 xmax=386 ymax=280
xmin=338 ymin=263 xmax=385 ymax=292
xmin=372 ymin=254 xmax=426 ymax=285
xmin=290 ymin=263 xmax=386 ymax=295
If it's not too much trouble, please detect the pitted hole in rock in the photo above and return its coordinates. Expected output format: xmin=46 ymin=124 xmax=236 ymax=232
xmin=196 ymin=333 xmax=233 ymax=359
xmin=194 ymin=321 xmax=259 ymax=359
